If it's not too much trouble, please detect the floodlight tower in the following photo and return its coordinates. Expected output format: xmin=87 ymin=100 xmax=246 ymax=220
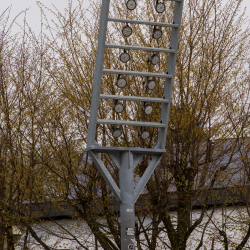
xmin=86 ymin=0 xmax=184 ymax=249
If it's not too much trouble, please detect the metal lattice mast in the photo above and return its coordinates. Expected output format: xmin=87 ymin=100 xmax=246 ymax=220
xmin=86 ymin=1 xmax=184 ymax=249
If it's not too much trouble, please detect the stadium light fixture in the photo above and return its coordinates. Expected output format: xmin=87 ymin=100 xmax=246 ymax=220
xmin=147 ymin=79 xmax=156 ymax=90
xmin=87 ymin=0 xmax=185 ymax=249
xmin=122 ymin=24 xmax=133 ymax=37
xmin=152 ymin=27 xmax=162 ymax=39
xmin=155 ymin=1 xmax=165 ymax=13
xmin=117 ymin=75 xmax=127 ymax=88
xmin=112 ymin=127 xmax=122 ymax=138
xmin=120 ymin=50 xmax=130 ymax=63
xmin=150 ymin=54 xmax=160 ymax=65
xmin=114 ymin=102 xmax=124 ymax=113
xmin=141 ymin=129 xmax=150 ymax=139
xmin=144 ymin=103 xmax=153 ymax=115
xmin=126 ymin=0 xmax=136 ymax=10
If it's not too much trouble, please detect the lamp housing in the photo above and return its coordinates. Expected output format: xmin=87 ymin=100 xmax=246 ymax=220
xmin=147 ymin=79 xmax=156 ymax=90
xmin=126 ymin=0 xmax=136 ymax=10
xmin=141 ymin=130 xmax=150 ymax=139
xmin=144 ymin=104 xmax=153 ymax=115
xmin=152 ymin=28 xmax=162 ymax=39
xmin=150 ymin=54 xmax=160 ymax=65
xmin=117 ymin=77 xmax=127 ymax=88
xmin=156 ymin=2 xmax=165 ymax=13
xmin=112 ymin=128 xmax=122 ymax=138
xmin=120 ymin=51 xmax=130 ymax=63
xmin=114 ymin=102 xmax=124 ymax=113
xmin=122 ymin=25 xmax=133 ymax=37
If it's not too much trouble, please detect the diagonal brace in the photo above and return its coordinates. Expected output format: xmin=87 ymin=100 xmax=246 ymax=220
xmin=134 ymin=154 xmax=162 ymax=203
xmin=88 ymin=151 xmax=122 ymax=203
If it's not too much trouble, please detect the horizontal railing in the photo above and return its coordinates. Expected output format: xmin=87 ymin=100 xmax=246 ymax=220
xmin=86 ymin=145 xmax=166 ymax=154
xmin=105 ymin=43 xmax=175 ymax=53
xmin=100 ymin=94 xmax=170 ymax=103
xmin=102 ymin=69 xmax=172 ymax=78
xmin=108 ymin=18 xmax=179 ymax=28
xmin=97 ymin=119 xmax=165 ymax=127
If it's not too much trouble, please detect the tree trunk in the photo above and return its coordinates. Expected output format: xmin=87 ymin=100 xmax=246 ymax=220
xmin=6 ymin=225 xmax=14 ymax=250
xmin=0 ymin=217 xmax=5 ymax=250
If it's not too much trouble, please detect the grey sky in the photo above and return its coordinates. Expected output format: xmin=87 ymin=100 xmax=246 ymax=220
xmin=1 ymin=0 xmax=250 ymax=35
xmin=2 ymin=0 xmax=89 ymax=35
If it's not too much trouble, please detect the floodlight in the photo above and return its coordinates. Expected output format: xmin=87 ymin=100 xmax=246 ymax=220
xmin=126 ymin=0 xmax=136 ymax=10
xmin=114 ymin=103 xmax=124 ymax=113
xmin=122 ymin=25 xmax=133 ymax=37
xmin=112 ymin=128 xmax=122 ymax=138
xmin=152 ymin=28 xmax=162 ymax=39
xmin=117 ymin=77 xmax=127 ymax=88
xmin=141 ymin=130 xmax=150 ymax=139
xmin=144 ymin=104 xmax=153 ymax=115
xmin=147 ymin=79 xmax=156 ymax=90
xmin=150 ymin=54 xmax=160 ymax=65
xmin=120 ymin=51 xmax=130 ymax=63
xmin=156 ymin=1 xmax=165 ymax=13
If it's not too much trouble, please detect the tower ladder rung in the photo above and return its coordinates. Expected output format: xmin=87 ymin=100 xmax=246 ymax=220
xmin=108 ymin=18 xmax=179 ymax=28
xmin=105 ymin=44 xmax=175 ymax=53
xmin=100 ymin=94 xmax=170 ymax=103
xmin=97 ymin=119 xmax=166 ymax=128
xmin=102 ymin=69 xmax=172 ymax=78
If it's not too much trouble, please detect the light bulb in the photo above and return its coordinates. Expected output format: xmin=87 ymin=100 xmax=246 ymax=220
xmin=114 ymin=103 xmax=124 ymax=113
xmin=141 ymin=130 xmax=150 ymax=139
xmin=120 ymin=52 xmax=130 ymax=63
xmin=147 ymin=80 xmax=156 ymax=90
xmin=144 ymin=105 xmax=153 ymax=115
xmin=152 ymin=28 xmax=162 ymax=39
xmin=151 ymin=54 xmax=160 ymax=65
xmin=126 ymin=0 xmax=136 ymax=10
xmin=117 ymin=78 xmax=127 ymax=88
xmin=122 ymin=25 xmax=133 ymax=37
xmin=156 ymin=2 xmax=165 ymax=13
xmin=112 ymin=128 xmax=122 ymax=138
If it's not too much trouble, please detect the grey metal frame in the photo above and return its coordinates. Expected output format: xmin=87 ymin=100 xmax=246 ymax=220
xmin=86 ymin=0 xmax=184 ymax=249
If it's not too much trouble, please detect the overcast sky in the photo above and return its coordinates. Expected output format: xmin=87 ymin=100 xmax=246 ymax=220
xmin=1 ymin=0 xmax=250 ymax=36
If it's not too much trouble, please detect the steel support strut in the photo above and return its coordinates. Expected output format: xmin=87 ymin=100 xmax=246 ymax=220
xmin=87 ymin=0 xmax=111 ymax=148
xmin=120 ymin=152 xmax=136 ymax=250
